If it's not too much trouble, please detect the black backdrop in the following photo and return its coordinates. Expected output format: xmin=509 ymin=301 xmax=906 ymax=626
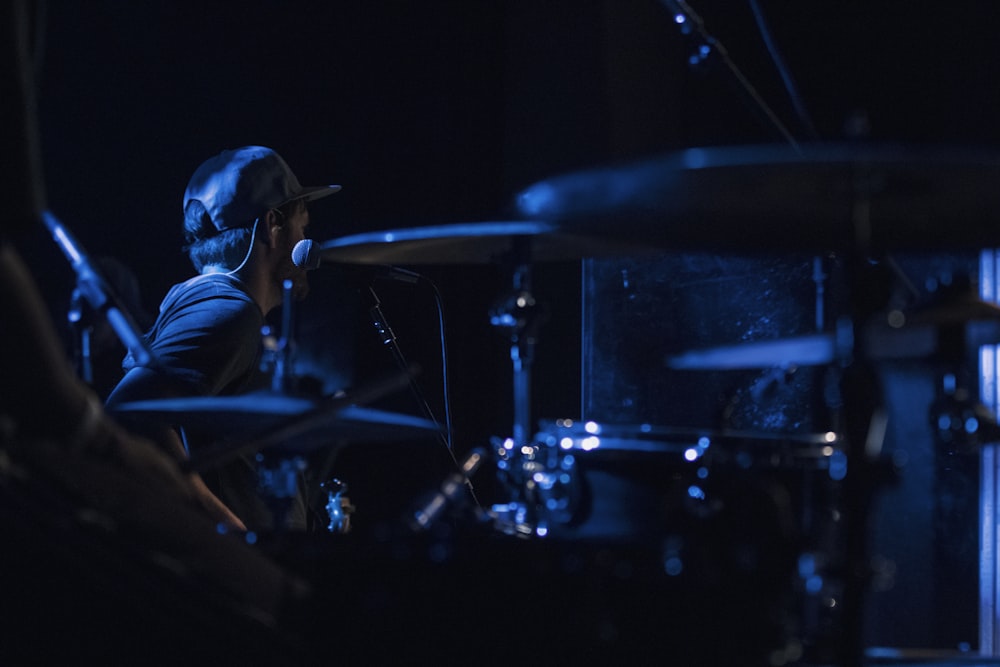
xmin=27 ymin=0 xmax=1000 ymax=455
xmin=18 ymin=0 xmax=1000 ymax=656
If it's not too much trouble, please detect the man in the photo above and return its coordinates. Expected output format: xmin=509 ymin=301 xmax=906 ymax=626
xmin=106 ymin=146 xmax=340 ymax=533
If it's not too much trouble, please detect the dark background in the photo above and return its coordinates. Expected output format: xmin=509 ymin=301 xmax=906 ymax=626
xmin=17 ymin=0 xmax=1000 ymax=655
xmin=26 ymin=0 xmax=1000 ymax=455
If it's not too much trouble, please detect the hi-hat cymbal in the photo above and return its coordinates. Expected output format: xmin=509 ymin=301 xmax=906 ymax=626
xmin=516 ymin=142 xmax=1000 ymax=252
xmin=317 ymin=220 xmax=653 ymax=265
xmin=113 ymin=392 xmax=443 ymax=446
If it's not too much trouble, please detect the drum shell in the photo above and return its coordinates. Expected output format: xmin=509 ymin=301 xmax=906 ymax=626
xmin=496 ymin=423 xmax=846 ymax=607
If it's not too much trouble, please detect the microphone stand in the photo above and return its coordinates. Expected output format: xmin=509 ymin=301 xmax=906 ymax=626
xmin=67 ymin=288 xmax=94 ymax=384
xmin=660 ymin=0 xmax=801 ymax=151
xmin=366 ymin=286 xmax=443 ymax=434
xmin=42 ymin=210 xmax=156 ymax=369
xmin=364 ymin=283 xmax=479 ymax=503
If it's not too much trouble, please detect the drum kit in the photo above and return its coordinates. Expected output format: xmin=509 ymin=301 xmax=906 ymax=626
xmin=101 ymin=142 xmax=1000 ymax=664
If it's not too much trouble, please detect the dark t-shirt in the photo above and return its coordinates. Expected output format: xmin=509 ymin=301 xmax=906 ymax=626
xmin=118 ymin=272 xmax=308 ymax=531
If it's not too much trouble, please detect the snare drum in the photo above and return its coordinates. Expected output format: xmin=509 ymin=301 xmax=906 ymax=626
xmin=493 ymin=419 xmax=845 ymax=549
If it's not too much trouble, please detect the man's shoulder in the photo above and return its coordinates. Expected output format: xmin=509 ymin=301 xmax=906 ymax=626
xmin=165 ymin=273 xmax=256 ymax=308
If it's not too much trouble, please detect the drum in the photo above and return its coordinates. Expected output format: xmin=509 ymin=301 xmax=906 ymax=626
xmin=493 ymin=419 xmax=843 ymax=541
xmin=491 ymin=418 xmax=847 ymax=660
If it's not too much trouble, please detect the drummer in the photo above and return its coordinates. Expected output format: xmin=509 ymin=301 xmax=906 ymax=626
xmin=105 ymin=146 xmax=340 ymax=533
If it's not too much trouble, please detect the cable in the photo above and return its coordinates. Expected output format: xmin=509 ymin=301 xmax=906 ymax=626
xmin=661 ymin=0 xmax=801 ymax=150
xmin=747 ymin=0 xmax=820 ymax=141
xmin=426 ymin=278 xmax=454 ymax=454
xmin=369 ymin=276 xmax=480 ymax=511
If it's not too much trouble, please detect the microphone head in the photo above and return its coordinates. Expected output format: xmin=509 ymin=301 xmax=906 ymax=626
xmin=291 ymin=239 xmax=321 ymax=270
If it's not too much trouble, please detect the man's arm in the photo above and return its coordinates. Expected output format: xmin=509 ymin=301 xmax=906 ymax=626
xmin=106 ymin=366 xmax=247 ymax=531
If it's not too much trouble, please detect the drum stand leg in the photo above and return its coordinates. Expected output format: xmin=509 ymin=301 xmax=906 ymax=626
xmin=838 ymin=358 xmax=887 ymax=667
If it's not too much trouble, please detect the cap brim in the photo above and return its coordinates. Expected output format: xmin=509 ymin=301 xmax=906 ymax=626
xmin=297 ymin=185 xmax=341 ymax=203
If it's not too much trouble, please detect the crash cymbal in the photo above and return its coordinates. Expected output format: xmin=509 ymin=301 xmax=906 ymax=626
xmin=317 ymin=220 xmax=653 ymax=264
xmin=112 ymin=391 xmax=443 ymax=444
xmin=666 ymin=332 xmax=840 ymax=370
xmin=516 ymin=142 xmax=1000 ymax=252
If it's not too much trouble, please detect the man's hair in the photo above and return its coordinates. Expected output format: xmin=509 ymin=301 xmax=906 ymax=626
xmin=183 ymin=198 xmax=306 ymax=273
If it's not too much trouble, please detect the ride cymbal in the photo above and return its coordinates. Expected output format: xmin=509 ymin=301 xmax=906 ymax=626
xmin=516 ymin=142 xmax=1000 ymax=253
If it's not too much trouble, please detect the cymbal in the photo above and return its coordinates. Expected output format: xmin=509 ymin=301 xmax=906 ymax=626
xmin=516 ymin=142 xmax=1000 ymax=252
xmin=667 ymin=302 xmax=1000 ymax=370
xmin=112 ymin=392 xmax=443 ymax=445
xmin=317 ymin=220 xmax=653 ymax=264
xmin=666 ymin=332 xmax=840 ymax=370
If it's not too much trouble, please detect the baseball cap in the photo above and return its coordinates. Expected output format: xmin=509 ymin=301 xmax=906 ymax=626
xmin=183 ymin=146 xmax=340 ymax=236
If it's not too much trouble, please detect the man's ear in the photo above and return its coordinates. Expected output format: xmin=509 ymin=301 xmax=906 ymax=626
xmin=262 ymin=209 xmax=283 ymax=248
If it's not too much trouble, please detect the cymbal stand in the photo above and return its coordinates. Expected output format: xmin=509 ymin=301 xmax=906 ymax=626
xmin=835 ymin=179 xmax=895 ymax=667
xmin=489 ymin=237 xmax=546 ymax=448
xmin=270 ymin=279 xmax=296 ymax=393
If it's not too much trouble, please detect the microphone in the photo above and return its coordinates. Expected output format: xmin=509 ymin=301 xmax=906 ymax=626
xmin=291 ymin=239 xmax=420 ymax=284
xmin=409 ymin=448 xmax=485 ymax=532
xmin=290 ymin=238 xmax=323 ymax=270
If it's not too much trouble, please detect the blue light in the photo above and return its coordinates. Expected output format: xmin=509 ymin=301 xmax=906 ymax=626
xmin=798 ymin=553 xmax=816 ymax=577
xmin=245 ymin=531 xmax=258 ymax=545
xmin=805 ymin=575 xmax=823 ymax=594
xmin=516 ymin=183 xmax=556 ymax=216
xmin=966 ymin=417 xmax=979 ymax=433
xmin=673 ymin=13 xmax=686 ymax=25
xmin=829 ymin=451 xmax=847 ymax=481
xmin=664 ymin=556 xmax=683 ymax=576
xmin=687 ymin=485 xmax=705 ymax=500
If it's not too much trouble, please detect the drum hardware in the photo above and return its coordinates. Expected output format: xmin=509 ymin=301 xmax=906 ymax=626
xmin=271 ymin=279 xmax=297 ymax=394
xmin=315 ymin=185 xmax=1000 ymax=663
xmin=255 ymin=453 xmax=308 ymax=532
xmin=321 ymin=478 xmax=354 ymax=534
xmin=931 ymin=374 xmax=1000 ymax=454
xmin=513 ymin=142 xmax=1000 ymax=666
xmin=316 ymin=220 xmax=634 ymax=526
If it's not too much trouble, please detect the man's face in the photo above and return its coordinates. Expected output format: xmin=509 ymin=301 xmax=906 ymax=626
xmin=275 ymin=205 xmax=312 ymax=301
